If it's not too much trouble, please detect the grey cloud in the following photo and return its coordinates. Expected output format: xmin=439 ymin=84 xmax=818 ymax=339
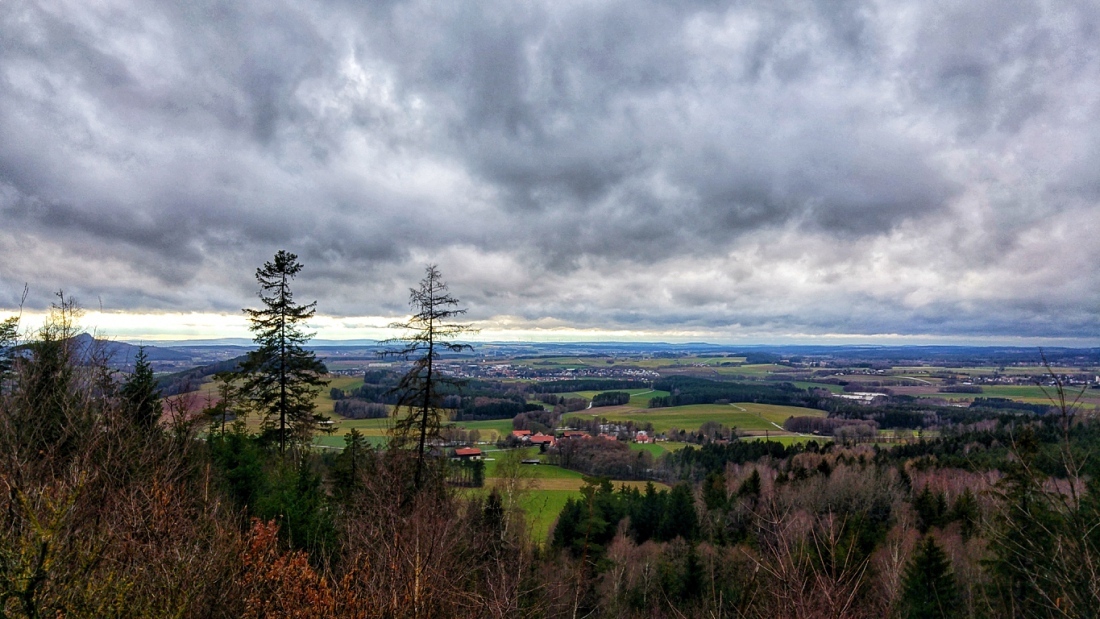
xmin=0 ymin=0 xmax=1097 ymax=340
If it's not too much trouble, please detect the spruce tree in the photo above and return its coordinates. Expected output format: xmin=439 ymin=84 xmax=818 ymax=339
xmin=900 ymin=535 xmax=960 ymax=619
xmin=120 ymin=347 xmax=162 ymax=429
xmin=0 ymin=315 xmax=18 ymax=394
xmin=240 ymin=250 xmax=328 ymax=453
xmin=702 ymin=471 xmax=728 ymax=511
xmin=737 ymin=469 xmax=762 ymax=499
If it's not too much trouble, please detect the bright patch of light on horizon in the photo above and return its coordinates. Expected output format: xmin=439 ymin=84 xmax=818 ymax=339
xmin=0 ymin=310 xmax=1096 ymax=347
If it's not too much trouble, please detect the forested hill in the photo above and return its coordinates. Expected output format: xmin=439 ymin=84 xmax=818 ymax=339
xmin=48 ymin=333 xmax=193 ymax=368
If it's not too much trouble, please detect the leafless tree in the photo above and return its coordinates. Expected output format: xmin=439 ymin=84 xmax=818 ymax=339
xmin=382 ymin=265 xmax=475 ymax=490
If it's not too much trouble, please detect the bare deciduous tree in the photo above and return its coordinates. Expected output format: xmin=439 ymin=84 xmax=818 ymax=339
xmin=383 ymin=265 xmax=475 ymax=491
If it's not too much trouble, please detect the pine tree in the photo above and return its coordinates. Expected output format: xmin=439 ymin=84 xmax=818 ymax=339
xmin=332 ymin=428 xmax=369 ymax=502
xmin=737 ymin=469 xmax=762 ymax=499
xmin=240 ymin=250 xmax=328 ymax=454
xmin=0 ymin=315 xmax=18 ymax=393
xmin=702 ymin=471 xmax=728 ymax=511
xmin=120 ymin=347 xmax=162 ymax=429
xmin=382 ymin=264 xmax=474 ymax=490
xmin=900 ymin=535 xmax=960 ymax=619
xmin=659 ymin=483 xmax=699 ymax=542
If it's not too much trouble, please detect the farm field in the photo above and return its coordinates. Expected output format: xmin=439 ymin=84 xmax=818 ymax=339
xmin=629 ymin=442 xmax=668 ymax=457
xmin=477 ymin=448 xmax=672 ymax=541
xmin=450 ymin=418 xmax=514 ymax=441
xmin=515 ymin=490 xmax=574 ymax=542
xmin=660 ymin=363 xmax=794 ymax=378
xmin=567 ymin=387 xmax=660 ymax=402
xmin=788 ymin=381 xmax=844 ymax=393
xmin=743 ymin=435 xmax=811 ymax=446
xmin=894 ymin=384 xmax=1100 ymax=409
xmin=563 ymin=402 xmax=824 ymax=434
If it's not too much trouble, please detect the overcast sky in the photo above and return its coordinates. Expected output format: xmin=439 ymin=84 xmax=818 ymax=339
xmin=1 ymin=0 xmax=1099 ymax=343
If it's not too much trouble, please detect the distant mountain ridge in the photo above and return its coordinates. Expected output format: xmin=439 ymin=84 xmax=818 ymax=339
xmin=69 ymin=333 xmax=193 ymax=367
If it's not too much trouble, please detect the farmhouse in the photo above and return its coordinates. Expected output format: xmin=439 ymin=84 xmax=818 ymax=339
xmin=529 ymin=433 xmax=556 ymax=447
xmin=452 ymin=447 xmax=482 ymax=460
xmin=511 ymin=430 xmax=533 ymax=441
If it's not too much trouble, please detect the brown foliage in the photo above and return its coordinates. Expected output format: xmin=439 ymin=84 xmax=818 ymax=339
xmin=238 ymin=519 xmax=364 ymax=619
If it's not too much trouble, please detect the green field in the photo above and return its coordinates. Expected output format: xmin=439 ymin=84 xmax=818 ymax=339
xmin=517 ymin=490 xmax=574 ymax=542
xmin=318 ymin=376 xmax=365 ymax=416
xmin=628 ymin=442 xmax=669 ymax=457
xmin=743 ymin=435 xmax=810 ymax=446
xmin=563 ymin=402 xmax=824 ymax=433
xmin=451 ymin=418 xmax=514 ymax=441
xmin=789 ymin=381 xmax=844 ymax=394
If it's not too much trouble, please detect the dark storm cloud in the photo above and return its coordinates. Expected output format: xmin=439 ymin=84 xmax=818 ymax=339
xmin=0 ymin=0 xmax=1098 ymax=340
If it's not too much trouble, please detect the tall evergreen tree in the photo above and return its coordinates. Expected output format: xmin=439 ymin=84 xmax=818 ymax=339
xmin=240 ymin=250 xmax=328 ymax=453
xmin=332 ymin=428 xmax=369 ymax=502
xmin=659 ymin=483 xmax=699 ymax=542
xmin=383 ymin=264 xmax=474 ymax=490
xmin=702 ymin=471 xmax=728 ymax=511
xmin=0 ymin=284 xmax=26 ymax=394
xmin=900 ymin=535 xmax=960 ymax=619
xmin=120 ymin=347 xmax=162 ymax=429
xmin=0 ymin=315 xmax=18 ymax=393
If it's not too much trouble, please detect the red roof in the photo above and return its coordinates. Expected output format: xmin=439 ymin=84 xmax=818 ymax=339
xmin=454 ymin=448 xmax=482 ymax=457
xmin=529 ymin=433 xmax=555 ymax=444
xmin=512 ymin=430 xmax=532 ymax=437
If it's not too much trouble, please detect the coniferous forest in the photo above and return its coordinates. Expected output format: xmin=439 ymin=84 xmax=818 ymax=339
xmin=1 ymin=256 xmax=1099 ymax=618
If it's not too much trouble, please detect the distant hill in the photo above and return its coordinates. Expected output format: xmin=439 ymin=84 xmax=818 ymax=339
xmin=67 ymin=334 xmax=192 ymax=368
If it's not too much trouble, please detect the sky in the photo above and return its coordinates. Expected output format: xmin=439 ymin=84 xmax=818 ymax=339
xmin=1 ymin=0 xmax=1099 ymax=344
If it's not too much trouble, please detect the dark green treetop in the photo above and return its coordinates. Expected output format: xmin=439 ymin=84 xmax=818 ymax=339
xmin=120 ymin=347 xmax=162 ymax=429
xmin=900 ymin=535 xmax=960 ymax=619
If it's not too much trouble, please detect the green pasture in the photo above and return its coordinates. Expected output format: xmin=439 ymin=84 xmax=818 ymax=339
xmin=517 ymin=490 xmax=574 ymax=542
xmin=974 ymin=385 xmax=1076 ymax=402
xmin=563 ymin=402 xmax=824 ymax=434
xmin=628 ymin=390 xmax=669 ymax=407
xmin=482 ymin=450 xmax=584 ymax=481
xmin=743 ymin=435 xmax=808 ymax=446
xmin=556 ymin=389 xmax=669 ymax=409
xmin=910 ymin=384 xmax=1098 ymax=408
xmin=628 ymin=442 xmax=668 ymax=457
xmin=787 ymin=381 xmax=844 ymax=393
xmin=451 ymin=418 xmax=514 ymax=441
xmin=567 ymin=388 xmax=658 ymax=400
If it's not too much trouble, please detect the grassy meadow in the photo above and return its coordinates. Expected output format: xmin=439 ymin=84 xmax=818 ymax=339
xmin=563 ymin=402 xmax=824 ymax=434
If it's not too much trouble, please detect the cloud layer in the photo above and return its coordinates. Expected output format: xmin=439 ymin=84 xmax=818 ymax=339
xmin=1 ymin=0 xmax=1098 ymax=340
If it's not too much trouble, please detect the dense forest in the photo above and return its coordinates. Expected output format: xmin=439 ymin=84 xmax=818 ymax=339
xmin=2 ymin=295 xmax=1100 ymax=618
